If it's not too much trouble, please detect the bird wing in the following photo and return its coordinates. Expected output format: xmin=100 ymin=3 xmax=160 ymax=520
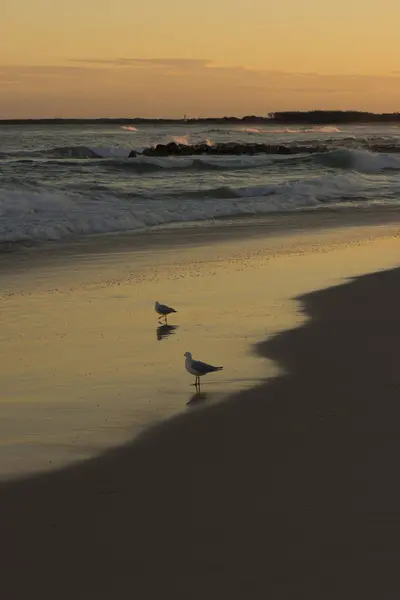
xmin=191 ymin=359 xmax=216 ymax=374
xmin=157 ymin=303 xmax=171 ymax=313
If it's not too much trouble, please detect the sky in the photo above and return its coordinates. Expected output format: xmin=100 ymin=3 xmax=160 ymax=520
xmin=1 ymin=0 xmax=400 ymax=118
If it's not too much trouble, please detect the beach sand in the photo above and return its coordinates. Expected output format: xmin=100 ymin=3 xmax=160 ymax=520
xmin=0 ymin=210 xmax=400 ymax=597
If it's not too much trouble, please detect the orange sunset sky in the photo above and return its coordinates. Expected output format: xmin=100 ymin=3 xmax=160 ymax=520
xmin=1 ymin=0 xmax=400 ymax=118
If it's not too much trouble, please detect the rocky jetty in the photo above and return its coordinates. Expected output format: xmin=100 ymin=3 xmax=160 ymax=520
xmin=134 ymin=142 xmax=330 ymax=157
xmin=127 ymin=140 xmax=400 ymax=159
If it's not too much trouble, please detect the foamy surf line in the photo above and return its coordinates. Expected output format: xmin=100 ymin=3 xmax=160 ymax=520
xmin=1 ymin=169 xmax=397 ymax=243
xmin=2 ymin=208 xmax=400 ymax=271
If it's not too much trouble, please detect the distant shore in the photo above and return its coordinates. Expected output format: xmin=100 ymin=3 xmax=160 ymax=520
xmin=1 ymin=110 xmax=400 ymax=126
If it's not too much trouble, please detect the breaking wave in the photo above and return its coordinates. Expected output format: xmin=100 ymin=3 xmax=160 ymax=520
xmin=315 ymin=148 xmax=400 ymax=172
xmin=117 ymin=148 xmax=400 ymax=173
xmin=1 ymin=170 xmax=395 ymax=244
xmin=2 ymin=144 xmax=400 ymax=174
xmin=3 ymin=147 xmax=400 ymax=175
xmin=240 ymin=126 xmax=342 ymax=134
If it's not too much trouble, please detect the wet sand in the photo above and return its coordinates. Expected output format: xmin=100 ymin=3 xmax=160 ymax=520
xmin=1 ymin=213 xmax=399 ymax=477
xmin=0 ymin=213 xmax=400 ymax=597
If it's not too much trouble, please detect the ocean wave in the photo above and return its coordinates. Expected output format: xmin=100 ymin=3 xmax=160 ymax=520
xmin=3 ymin=145 xmax=400 ymax=175
xmin=2 ymin=139 xmax=400 ymax=159
xmin=103 ymin=154 xmax=278 ymax=172
xmin=45 ymin=145 xmax=134 ymax=159
xmin=239 ymin=126 xmax=342 ymax=134
xmin=0 ymin=188 xmax=311 ymax=243
xmin=86 ymin=148 xmax=400 ymax=174
xmin=43 ymin=146 xmax=104 ymax=159
xmin=0 ymin=172 xmax=389 ymax=243
xmin=315 ymin=148 xmax=400 ymax=172
xmin=0 ymin=146 xmax=132 ymax=160
xmin=193 ymin=173 xmax=370 ymax=200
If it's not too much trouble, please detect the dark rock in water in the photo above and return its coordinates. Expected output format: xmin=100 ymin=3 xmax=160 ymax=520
xmin=142 ymin=144 xmax=169 ymax=156
xmin=128 ymin=150 xmax=137 ymax=157
xmin=153 ymin=144 xmax=169 ymax=156
xmin=179 ymin=144 xmax=196 ymax=155
xmin=200 ymin=144 xmax=216 ymax=154
xmin=369 ymin=144 xmax=400 ymax=153
xmin=165 ymin=142 xmax=181 ymax=154
xmin=139 ymin=142 xmax=331 ymax=157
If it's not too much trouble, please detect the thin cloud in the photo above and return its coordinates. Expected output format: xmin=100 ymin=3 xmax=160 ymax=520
xmin=1 ymin=61 xmax=400 ymax=113
xmin=283 ymin=87 xmax=358 ymax=94
xmin=70 ymin=58 xmax=212 ymax=69
xmin=0 ymin=65 xmax=105 ymax=80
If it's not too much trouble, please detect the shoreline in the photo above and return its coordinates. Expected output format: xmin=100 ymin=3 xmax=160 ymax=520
xmin=0 ymin=212 xmax=399 ymax=480
xmin=1 ymin=260 xmax=400 ymax=597
xmin=1 ymin=205 xmax=400 ymax=272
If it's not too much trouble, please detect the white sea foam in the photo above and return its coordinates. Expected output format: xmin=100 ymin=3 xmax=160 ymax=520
xmin=171 ymin=135 xmax=190 ymax=145
xmin=0 ymin=171 xmax=386 ymax=243
xmin=315 ymin=126 xmax=341 ymax=133
xmin=240 ymin=126 xmax=342 ymax=134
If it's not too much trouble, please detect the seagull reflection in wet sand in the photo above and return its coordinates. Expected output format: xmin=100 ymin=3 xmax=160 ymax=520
xmin=156 ymin=324 xmax=178 ymax=341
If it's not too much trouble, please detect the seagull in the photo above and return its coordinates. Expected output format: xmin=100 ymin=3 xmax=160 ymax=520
xmin=155 ymin=301 xmax=177 ymax=324
xmin=184 ymin=352 xmax=223 ymax=388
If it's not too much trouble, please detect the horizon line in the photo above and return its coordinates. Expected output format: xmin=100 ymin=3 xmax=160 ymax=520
xmin=1 ymin=110 xmax=400 ymax=125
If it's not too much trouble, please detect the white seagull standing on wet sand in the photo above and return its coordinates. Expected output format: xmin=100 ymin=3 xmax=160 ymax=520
xmin=155 ymin=301 xmax=177 ymax=323
xmin=184 ymin=352 xmax=223 ymax=388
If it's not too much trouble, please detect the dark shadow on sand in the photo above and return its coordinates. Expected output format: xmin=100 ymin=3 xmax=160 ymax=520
xmin=186 ymin=391 xmax=208 ymax=407
xmin=1 ymin=267 xmax=400 ymax=598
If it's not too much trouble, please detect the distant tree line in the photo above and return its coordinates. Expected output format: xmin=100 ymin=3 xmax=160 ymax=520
xmin=269 ymin=111 xmax=400 ymax=123
xmin=1 ymin=111 xmax=400 ymax=125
